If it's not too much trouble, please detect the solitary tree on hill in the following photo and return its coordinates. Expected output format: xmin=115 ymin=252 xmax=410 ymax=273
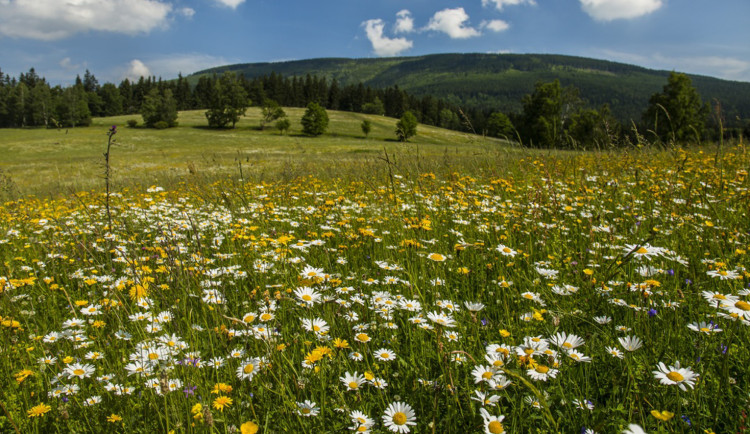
xmin=301 ymin=102 xmax=329 ymax=136
xmin=396 ymin=111 xmax=418 ymax=142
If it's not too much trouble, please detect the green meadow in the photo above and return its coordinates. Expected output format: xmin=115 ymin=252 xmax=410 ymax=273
xmin=0 ymin=111 xmax=749 ymax=433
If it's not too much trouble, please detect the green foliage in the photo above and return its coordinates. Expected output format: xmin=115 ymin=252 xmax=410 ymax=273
xmin=126 ymin=119 xmax=138 ymax=128
xmin=518 ymin=80 xmax=580 ymax=147
xmin=300 ymin=102 xmax=329 ymax=136
xmin=486 ymin=112 xmax=515 ymax=139
xmin=275 ymin=117 xmax=291 ymax=134
xmin=439 ymin=108 xmax=460 ymax=130
xmin=362 ymin=97 xmax=385 ymax=115
xmin=565 ymin=105 xmax=619 ymax=149
xmin=396 ymin=111 xmax=418 ymax=142
xmin=205 ymin=72 xmax=249 ymax=128
xmin=361 ymin=119 xmax=372 ymax=138
xmin=261 ymin=99 xmax=286 ymax=130
xmin=642 ymin=72 xmax=708 ymax=144
xmin=141 ymin=88 xmax=178 ymax=128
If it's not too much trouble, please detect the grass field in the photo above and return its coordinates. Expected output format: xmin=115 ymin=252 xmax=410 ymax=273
xmin=0 ymin=113 xmax=749 ymax=433
xmin=0 ymin=109 xmax=513 ymax=197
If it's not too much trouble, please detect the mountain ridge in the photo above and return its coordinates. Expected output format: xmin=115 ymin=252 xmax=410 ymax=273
xmin=192 ymin=53 xmax=750 ymax=123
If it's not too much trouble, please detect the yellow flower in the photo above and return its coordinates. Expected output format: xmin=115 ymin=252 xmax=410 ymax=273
xmin=212 ymin=396 xmax=233 ymax=412
xmin=651 ymin=410 xmax=675 ymax=421
xmin=14 ymin=369 xmax=34 ymax=384
xmin=27 ymin=403 xmax=51 ymax=418
xmin=212 ymin=383 xmax=233 ymax=394
xmin=499 ymin=329 xmax=511 ymax=338
xmin=241 ymin=421 xmax=260 ymax=434
xmin=333 ymin=338 xmax=350 ymax=349
xmin=107 ymin=414 xmax=123 ymax=423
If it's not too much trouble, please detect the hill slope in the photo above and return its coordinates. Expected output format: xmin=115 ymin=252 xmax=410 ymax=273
xmin=193 ymin=53 xmax=750 ymax=123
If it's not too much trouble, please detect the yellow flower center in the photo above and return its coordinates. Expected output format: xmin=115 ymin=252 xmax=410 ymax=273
xmin=392 ymin=412 xmax=407 ymax=425
xmin=260 ymin=313 xmax=272 ymax=321
xmin=636 ymin=247 xmax=649 ymax=254
xmin=735 ymin=301 xmax=750 ymax=311
xmin=312 ymin=325 xmax=320 ymax=332
xmin=713 ymin=294 xmax=726 ymax=299
xmin=381 ymin=353 xmax=390 ymax=359
xmin=301 ymin=408 xmax=311 ymax=414
xmin=700 ymin=327 xmax=710 ymax=332
xmin=562 ymin=342 xmax=573 ymax=348
xmin=73 ymin=369 xmax=85 ymax=376
xmin=502 ymin=247 xmax=512 ymax=253
xmin=148 ymin=353 xmax=159 ymax=360
xmin=243 ymin=364 xmax=254 ymax=374
xmin=357 ymin=426 xmax=368 ymax=432
xmin=348 ymin=381 xmax=359 ymax=389
xmin=524 ymin=348 xmax=535 ymax=355
xmin=356 ymin=333 xmax=369 ymax=342
xmin=492 ymin=360 xmax=503 ymax=367
xmin=488 ymin=421 xmax=505 ymax=433
xmin=302 ymin=294 xmax=312 ymax=301
xmin=535 ymin=365 xmax=549 ymax=374
xmin=482 ymin=371 xmax=494 ymax=380
xmin=666 ymin=371 xmax=684 ymax=382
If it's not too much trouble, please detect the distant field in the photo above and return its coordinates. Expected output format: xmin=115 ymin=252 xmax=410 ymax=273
xmin=0 ymin=108 xmax=515 ymax=197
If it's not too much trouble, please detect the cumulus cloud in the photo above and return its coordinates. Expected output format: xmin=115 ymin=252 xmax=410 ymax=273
xmin=482 ymin=20 xmax=510 ymax=33
xmin=0 ymin=0 xmax=173 ymax=40
xmin=212 ymin=0 xmax=246 ymax=8
xmin=394 ymin=10 xmax=414 ymax=34
xmin=425 ymin=8 xmax=481 ymax=39
xmin=124 ymin=59 xmax=152 ymax=81
xmin=481 ymin=0 xmax=536 ymax=11
xmin=362 ymin=19 xmax=413 ymax=57
xmin=580 ymin=0 xmax=663 ymax=21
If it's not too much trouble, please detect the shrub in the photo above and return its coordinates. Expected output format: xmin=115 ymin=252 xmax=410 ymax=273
xmin=301 ymin=102 xmax=329 ymax=136
xmin=153 ymin=121 xmax=169 ymax=130
xmin=126 ymin=119 xmax=138 ymax=128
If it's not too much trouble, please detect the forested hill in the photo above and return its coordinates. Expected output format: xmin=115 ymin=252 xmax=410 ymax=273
xmin=193 ymin=53 xmax=750 ymax=123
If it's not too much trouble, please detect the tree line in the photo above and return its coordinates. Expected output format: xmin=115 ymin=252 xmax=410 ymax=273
xmin=1 ymin=66 xmax=747 ymax=148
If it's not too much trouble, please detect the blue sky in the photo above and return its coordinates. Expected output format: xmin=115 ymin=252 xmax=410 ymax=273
xmin=1 ymin=0 xmax=748 ymax=85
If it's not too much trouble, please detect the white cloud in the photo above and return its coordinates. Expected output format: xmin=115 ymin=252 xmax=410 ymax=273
xmin=481 ymin=0 xmax=536 ymax=11
xmin=425 ymin=8 xmax=481 ymax=39
xmin=0 ymin=0 xmax=173 ymax=40
xmin=599 ymin=49 xmax=750 ymax=82
xmin=59 ymin=57 xmax=81 ymax=71
xmin=212 ymin=0 xmax=246 ymax=9
xmin=124 ymin=59 xmax=152 ymax=81
xmin=580 ymin=0 xmax=663 ymax=21
xmin=362 ymin=19 xmax=413 ymax=57
xmin=482 ymin=20 xmax=510 ymax=33
xmin=179 ymin=7 xmax=196 ymax=18
xmin=394 ymin=10 xmax=414 ymax=34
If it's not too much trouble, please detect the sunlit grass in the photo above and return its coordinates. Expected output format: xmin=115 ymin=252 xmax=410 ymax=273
xmin=0 ymin=122 xmax=748 ymax=433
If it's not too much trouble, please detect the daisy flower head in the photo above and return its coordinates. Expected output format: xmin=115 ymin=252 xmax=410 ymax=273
xmin=427 ymin=252 xmax=447 ymax=262
xmin=64 ymin=362 xmax=95 ymax=380
xmin=383 ymin=401 xmax=416 ymax=433
xmin=294 ymin=286 xmax=322 ymax=306
xmin=375 ymin=348 xmax=397 ymax=362
xmin=625 ymin=243 xmax=664 ymax=260
xmin=687 ymin=321 xmax=722 ymax=334
xmin=472 ymin=364 xmax=501 ymax=384
xmin=622 ymin=424 xmax=647 ymax=434
xmin=550 ymin=332 xmax=585 ymax=352
xmin=720 ymin=299 xmax=750 ymax=321
xmin=618 ymin=335 xmax=643 ymax=352
xmin=605 ymin=346 xmax=624 ymax=359
xmin=341 ymin=371 xmax=366 ymax=391
xmin=479 ymin=407 xmax=506 ymax=433
xmin=527 ymin=364 xmax=558 ymax=382
xmin=350 ymin=410 xmax=375 ymax=432
xmin=297 ymin=400 xmax=319 ymax=417
xmin=653 ymin=361 xmax=699 ymax=391
xmin=236 ymin=357 xmax=261 ymax=381
xmin=496 ymin=244 xmax=517 ymax=257
xmin=426 ymin=311 xmax=456 ymax=328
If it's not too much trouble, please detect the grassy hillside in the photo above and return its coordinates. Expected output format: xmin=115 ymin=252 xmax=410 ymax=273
xmin=193 ymin=53 xmax=750 ymax=122
xmin=0 ymin=108 xmax=514 ymax=197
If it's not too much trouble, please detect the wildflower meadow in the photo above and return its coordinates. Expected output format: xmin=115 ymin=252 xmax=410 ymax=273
xmin=1 ymin=143 xmax=749 ymax=433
